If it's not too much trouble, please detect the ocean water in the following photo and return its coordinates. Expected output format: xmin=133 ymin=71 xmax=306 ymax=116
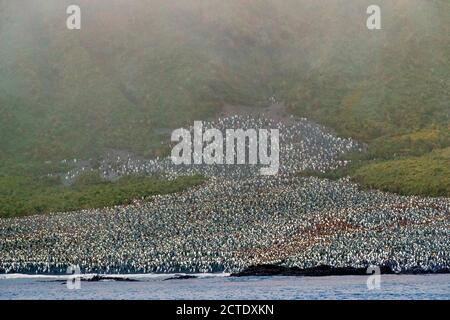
xmin=0 ymin=273 xmax=449 ymax=300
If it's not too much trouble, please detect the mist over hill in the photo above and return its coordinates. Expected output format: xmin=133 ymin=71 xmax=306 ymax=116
xmin=0 ymin=0 xmax=449 ymax=203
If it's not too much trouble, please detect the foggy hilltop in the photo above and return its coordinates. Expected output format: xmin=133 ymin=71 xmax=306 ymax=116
xmin=1 ymin=0 xmax=448 ymax=160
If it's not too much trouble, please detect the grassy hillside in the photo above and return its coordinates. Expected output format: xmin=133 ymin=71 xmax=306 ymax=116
xmin=353 ymin=148 xmax=450 ymax=197
xmin=0 ymin=0 xmax=448 ymax=217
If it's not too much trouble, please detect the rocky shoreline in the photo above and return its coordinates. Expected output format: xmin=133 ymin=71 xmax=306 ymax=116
xmin=231 ymin=264 xmax=450 ymax=277
xmin=8 ymin=264 xmax=450 ymax=279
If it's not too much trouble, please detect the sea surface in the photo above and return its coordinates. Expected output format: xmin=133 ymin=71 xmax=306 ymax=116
xmin=0 ymin=273 xmax=449 ymax=300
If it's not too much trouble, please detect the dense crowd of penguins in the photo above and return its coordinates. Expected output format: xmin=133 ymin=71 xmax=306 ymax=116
xmin=60 ymin=115 xmax=362 ymax=182
xmin=0 ymin=114 xmax=448 ymax=274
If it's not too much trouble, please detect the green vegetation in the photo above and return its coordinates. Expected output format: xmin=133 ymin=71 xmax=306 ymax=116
xmin=0 ymin=173 xmax=204 ymax=218
xmin=352 ymin=148 xmax=450 ymax=197
xmin=299 ymin=148 xmax=450 ymax=197
xmin=0 ymin=0 xmax=448 ymax=217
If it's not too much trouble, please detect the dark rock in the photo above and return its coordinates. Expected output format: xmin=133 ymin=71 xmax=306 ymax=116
xmin=163 ymin=275 xmax=198 ymax=281
xmin=84 ymin=275 xmax=139 ymax=282
xmin=231 ymin=264 xmax=396 ymax=277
